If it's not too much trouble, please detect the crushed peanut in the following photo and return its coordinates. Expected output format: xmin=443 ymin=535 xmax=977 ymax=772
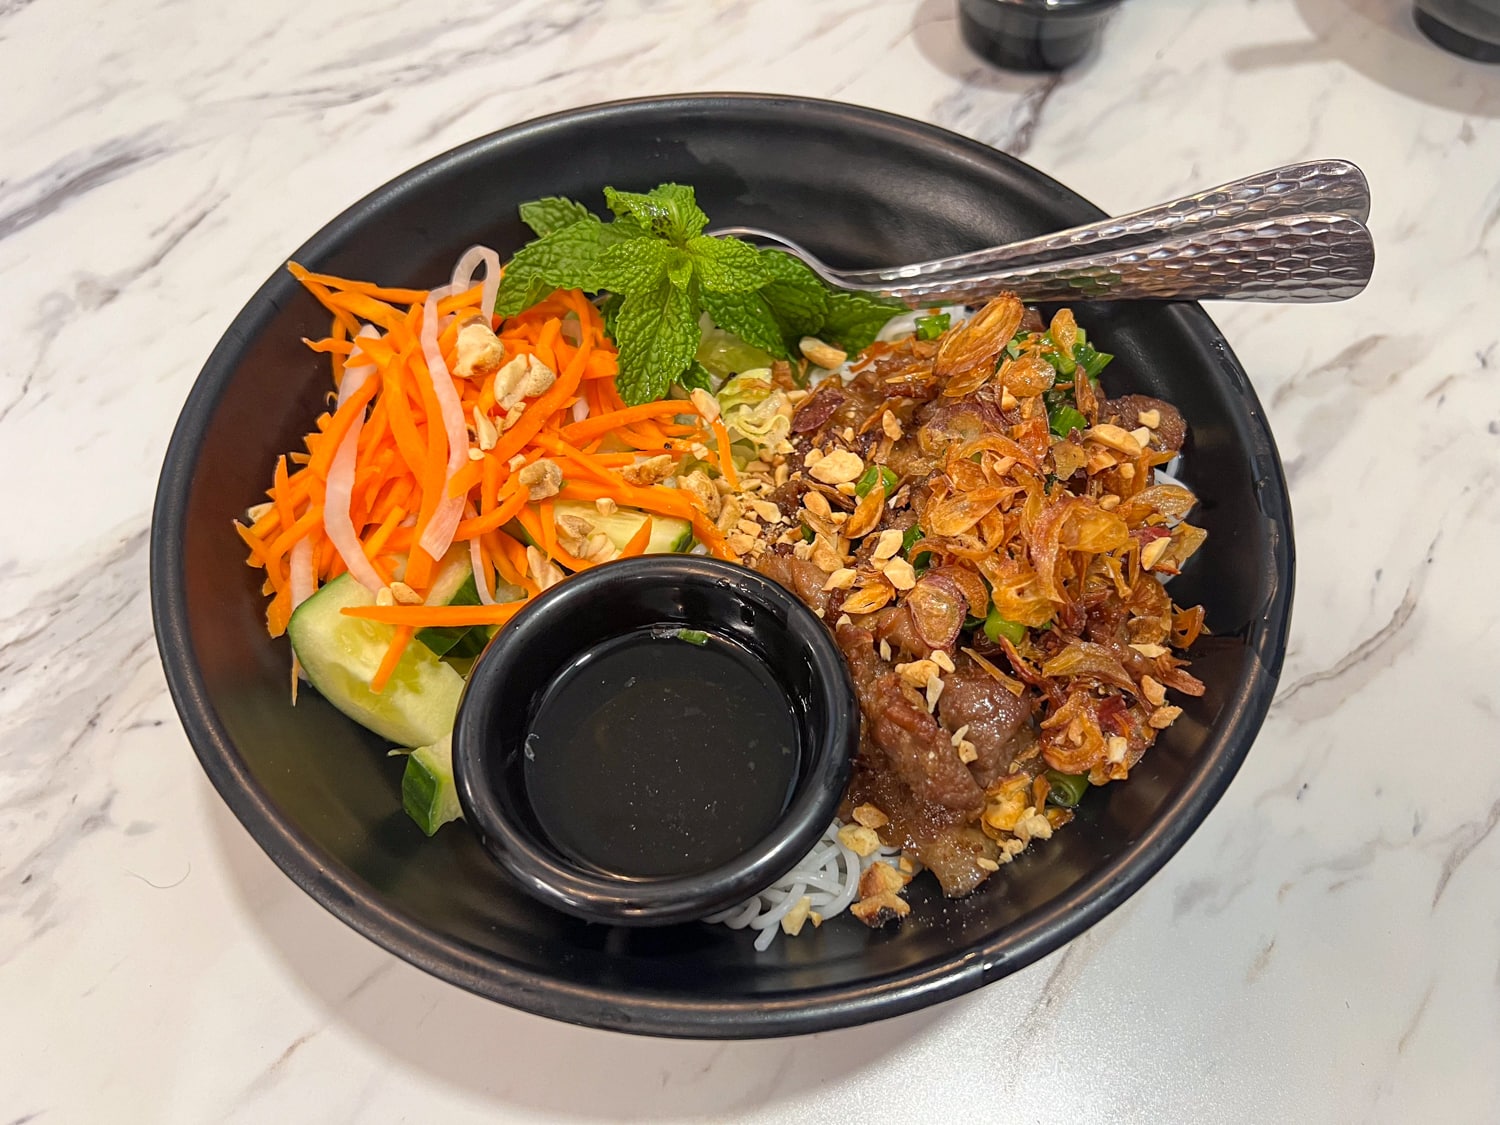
xmin=453 ymin=317 xmax=506 ymax=380
xmin=621 ymin=454 xmax=676 ymax=486
xmin=472 ymin=405 xmax=499 ymax=452
xmin=881 ymin=410 xmax=903 ymax=440
xmin=1098 ymin=493 xmax=1122 ymax=511
xmin=822 ymin=567 xmax=857 ymax=591
xmin=678 ymin=470 xmax=721 ymax=520
xmin=388 ymin=581 xmax=423 ymax=606
xmin=1130 ymin=642 xmax=1168 ymax=659
xmin=1149 ymin=705 xmax=1184 ymax=729
xmin=1106 ymin=735 xmax=1129 ymax=763
xmin=780 ymin=895 xmax=814 ymax=936
xmin=688 ymin=387 xmax=720 ymax=422
xmin=1140 ymin=675 xmax=1167 ymax=707
xmin=873 ymin=528 xmax=904 ymax=560
xmin=375 ymin=586 xmax=395 ymax=607
xmin=525 ymin=546 xmax=565 ymax=591
xmin=1130 ymin=426 xmax=1153 ymax=448
xmin=883 ymin=556 xmax=917 ymax=590
xmin=1087 ymin=423 xmax=1143 ymax=457
xmin=799 ymin=336 xmax=848 ymax=369
xmin=1140 ymin=536 xmax=1171 ymax=571
xmin=852 ymin=803 xmax=890 ymax=829
xmin=851 ymin=892 xmax=910 ymax=926
xmin=837 ymin=823 xmax=883 ymax=857
xmin=802 ymin=490 xmax=832 ymax=520
xmin=895 ymin=659 xmax=939 ymax=688
xmin=1137 ymin=408 xmax=1161 ymax=429
xmin=808 ymin=449 xmax=864 ymax=485
xmin=750 ymin=499 xmax=783 ymax=523
xmin=931 ymin=650 xmax=956 ymax=673
xmin=594 ymin=497 xmax=618 ymax=517
xmin=858 ymin=861 xmax=907 ymax=899
xmin=518 ymin=458 xmax=563 ymax=500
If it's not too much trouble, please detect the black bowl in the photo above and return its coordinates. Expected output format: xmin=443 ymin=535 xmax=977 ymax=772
xmin=150 ymin=94 xmax=1294 ymax=1038
xmin=452 ymin=556 xmax=858 ymax=927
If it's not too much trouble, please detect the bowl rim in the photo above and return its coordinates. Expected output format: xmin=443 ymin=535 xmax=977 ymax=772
xmin=150 ymin=92 xmax=1295 ymax=1039
xmin=451 ymin=554 xmax=858 ymax=926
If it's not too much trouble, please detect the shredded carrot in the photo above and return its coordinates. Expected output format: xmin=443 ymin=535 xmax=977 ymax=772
xmin=560 ymin=400 xmax=691 ymax=445
xmin=248 ymin=265 xmax=745 ymax=669
xmin=619 ymin=516 xmax=653 ymax=558
xmin=370 ymin=626 xmax=414 ymax=694
xmin=709 ymin=418 xmax=740 ymax=489
xmin=342 ymin=603 xmax=529 ymax=628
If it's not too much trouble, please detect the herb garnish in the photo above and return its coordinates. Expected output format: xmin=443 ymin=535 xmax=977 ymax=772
xmin=495 ymin=184 xmax=901 ymax=405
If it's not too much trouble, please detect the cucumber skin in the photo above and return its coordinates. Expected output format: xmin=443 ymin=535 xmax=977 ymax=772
xmin=287 ymin=574 xmax=463 ymax=749
xmin=402 ymin=734 xmax=461 ymax=836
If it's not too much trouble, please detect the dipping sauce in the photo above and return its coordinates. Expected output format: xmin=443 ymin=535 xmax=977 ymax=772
xmin=523 ymin=626 xmax=800 ymax=879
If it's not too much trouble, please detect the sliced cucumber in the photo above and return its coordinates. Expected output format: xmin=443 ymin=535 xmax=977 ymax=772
xmin=416 ymin=549 xmax=520 ymax=659
xmin=402 ymin=733 xmax=461 ymax=836
xmin=287 ymin=573 xmax=464 ymax=748
xmin=415 ymin=572 xmax=487 ymax=659
xmin=550 ymin=501 xmax=693 ymax=554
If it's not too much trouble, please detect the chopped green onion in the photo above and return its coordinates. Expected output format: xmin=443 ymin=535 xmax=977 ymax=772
xmin=1049 ymin=405 xmax=1088 ymax=438
xmin=1043 ymin=348 xmax=1077 ymax=377
xmin=1045 ymin=770 xmax=1090 ymax=808
xmin=901 ymin=524 xmax=923 ymax=554
xmin=915 ymin=311 xmax=951 ymax=340
xmin=1072 ymin=341 xmax=1113 ymax=381
xmin=801 ymin=524 xmax=815 ymax=543
xmin=676 ymin=629 xmax=709 ymax=645
xmin=983 ymin=606 xmax=1026 ymax=646
xmin=854 ymin=464 xmax=899 ymax=498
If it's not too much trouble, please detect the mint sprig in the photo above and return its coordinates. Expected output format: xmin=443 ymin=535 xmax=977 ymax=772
xmin=494 ymin=184 xmax=902 ymax=404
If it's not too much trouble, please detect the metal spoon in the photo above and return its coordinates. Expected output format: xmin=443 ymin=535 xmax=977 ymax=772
xmin=712 ymin=159 xmax=1374 ymax=304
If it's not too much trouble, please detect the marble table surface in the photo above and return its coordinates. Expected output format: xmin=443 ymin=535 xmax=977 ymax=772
xmin=3 ymin=0 xmax=1498 ymax=1120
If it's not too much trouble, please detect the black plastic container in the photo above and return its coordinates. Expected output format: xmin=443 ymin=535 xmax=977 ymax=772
xmin=1414 ymin=0 xmax=1500 ymax=61
xmin=958 ymin=0 xmax=1123 ymax=71
xmin=151 ymin=94 xmax=1294 ymax=1038
xmin=451 ymin=556 xmax=857 ymax=927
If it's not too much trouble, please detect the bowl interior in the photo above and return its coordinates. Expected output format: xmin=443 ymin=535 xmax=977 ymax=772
xmin=452 ymin=555 xmax=857 ymax=926
xmin=152 ymin=95 xmax=1292 ymax=1037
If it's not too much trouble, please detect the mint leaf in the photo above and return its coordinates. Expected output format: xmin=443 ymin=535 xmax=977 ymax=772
xmin=821 ymin=290 xmax=902 ymax=353
xmin=598 ymin=292 xmax=624 ymax=338
xmin=677 ymin=361 xmax=716 ymax=392
xmin=701 ymin=289 xmax=789 ymax=359
xmin=613 ymin=280 xmax=701 ymax=405
xmin=687 ymin=235 xmax=768 ymax=293
xmin=604 ymin=184 xmax=708 ymax=241
xmin=595 ymin=238 xmax=673 ymax=296
xmin=757 ymin=249 xmax=830 ymax=341
xmin=666 ymin=249 xmax=694 ymax=290
xmin=494 ymin=220 xmax=606 ymax=316
xmin=519 ymin=197 xmax=594 ymax=238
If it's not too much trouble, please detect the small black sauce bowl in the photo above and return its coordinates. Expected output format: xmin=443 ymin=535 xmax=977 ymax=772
xmin=450 ymin=555 xmax=858 ymax=927
xmin=958 ymin=0 xmax=1123 ymax=72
